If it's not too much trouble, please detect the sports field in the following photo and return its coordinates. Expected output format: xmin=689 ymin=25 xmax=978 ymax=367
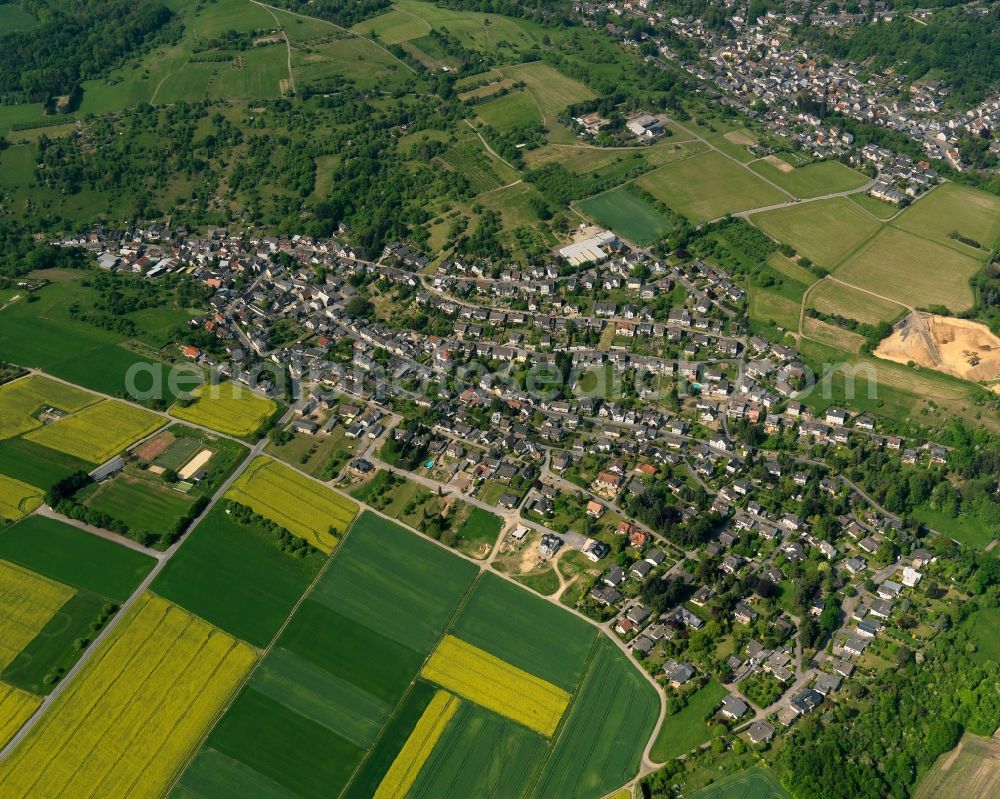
xmin=0 ymin=375 xmax=97 ymax=441
xmin=749 ymin=157 xmax=868 ymax=199
xmin=834 ymin=227 xmax=981 ymax=311
xmin=225 ymin=457 xmax=358 ymax=552
xmin=153 ymin=504 xmax=324 ymax=647
xmin=893 ymin=183 xmax=1000 ymax=252
xmin=808 ymin=280 xmax=906 ymax=325
xmin=0 ymin=593 xmax=256 ymax=799
xmin=169 ymin=383 xmax=278 ymax=438
xmin=688 ymin=767 xmax=791 ymax=799
xmin=577 ymin=187 xmax=670 ymax=245
xmin=636 ymin=151 xmax=786 ymax=223
xmin=23 ymin=400 xmax=163 ymax=464
xmin=0 ymin=516 xmax=154 ymax=602
xmin=750 ymin=197 xmax=881 ymax=269
xmin=0 ymin=561 xmax=73 ymax=670
xmin=0 ymin=475 xmax=43 ymax=522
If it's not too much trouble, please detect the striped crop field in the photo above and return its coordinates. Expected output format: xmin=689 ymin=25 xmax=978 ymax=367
xmin=0 ymin=474 xmax=44 ymax=521
xmin=0 ymin=682 xmax=41 ymax=748
xmin=23 ymin=400 xmax=163 ymax=464
xmin=0 ymin=375 xmax=97 ymax=441
xmin=421 ymin=635 xmax=570 ymax=737
xmin=0 ymin=560 xmax=73 ymax=670
xmin=373 ymin=690 xmax=460 ymax=799
xmin=226 ymin=457 xmax=358 ymax=553
xmin=169 ymin=384 xmax=277 ymax=438
xmin=0 ymin=593 xmax=256 ymax=799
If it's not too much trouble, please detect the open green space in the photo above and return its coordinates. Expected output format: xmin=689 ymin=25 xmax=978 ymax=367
xmin=687 ymin=766 xmax=791 ymax=799
xmin=0 ymin=516 xmax=154 ymax=601
xmin=750 ymin=196 xmax=881 ymax=269
xmin=649 ymin=678 xmax=727 ymax=761
xmin=351 ymin=9 xmax=431 ymax=44
xmin=807 ymin=280 xmax=906 ymax=325
xmin=636 ymin=151 xmax=786 ymax=223
xmin=577 ymin=187 xmax=670 ymax=245
xmin=913 ymin=505 xmax=997 ymax=550
xmin=966 ymin=607 xmax=1000 ymax=663
xmin=893 ymin=182 xmax=1000 ymax=253
xmin=82 ymin=475 xmax=196 ymax=539
xmin=500 ymin=61 xmax=596 ymax=120
xmin=476 ymin=90 xmax=541 ymax=131
xmin=749 ymin=158 xmax=868 ymax=199
xmin=152 ymin=504 xmax=325 ymax=647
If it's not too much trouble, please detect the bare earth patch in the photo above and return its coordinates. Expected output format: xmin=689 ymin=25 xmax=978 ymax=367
xmin=135 ymin=431 xmax=174 ymax=462
xmin=761 ymin=154 xmax=794 ymax=173
xmin=874 ymin=312 xmax=1000 ymax=383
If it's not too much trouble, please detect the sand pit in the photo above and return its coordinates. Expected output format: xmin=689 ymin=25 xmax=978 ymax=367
xmin=723 ymin=130 xmax=756 ymax=147
xmin=875 ymin=312 xmax=1000 ymax=383
xmin=762 ymin=154 xmax=794 ymax=172
xmin=178 ymin=448 xmax=213 ymax=481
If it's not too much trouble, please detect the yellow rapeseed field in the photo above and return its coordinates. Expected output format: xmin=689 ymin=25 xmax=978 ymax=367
xmin=0 ymin=560 xmax=73 ymax=670
xmin=0 ymin=475 xmax=44 ymax=522
xmin=226 ymin=456 xmax=358 ymax=553
xmin=169 ymin=383 xmax=278 ymax=438
xmin=373 ymin=690 xmax=460 ymax=799
xmin=0 ymin=593 xmax=256 ymax=799
xmin=421 ymin=635 xmax=570 ymax=737
xmin=0 ymin=682 xmax=42 ymax=748
xmin=24 ymin=400 xmax=163 ymax=463
xmin=0 ymin=375 xmax=97 ymax=441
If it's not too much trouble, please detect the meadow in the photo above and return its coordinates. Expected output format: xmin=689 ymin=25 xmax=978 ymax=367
xmin=23 ymin=400 xmax=163 ymax=464
xmin=0 ymin=376 xmax=97 ymax=441
xmin=421 ymin=635 xmax=570 ymax=737
xmin=834 ymin=227 xmax=981 ymax=312
xmin=0 ymin=561 xmax=73 ymax=671
xmin=0 ymin=475 xmax=44 ymax=522
xmin=500 ymin=61 xmax=596 ymax=121
xmin=0 ymin=594 xmax=256 ymax=799
xmin=0 ymin=682 xmax=40 ymax=749
xmin=225 ymin=457 xmax=358 ymax=552
xmin=533 ymin=636 xmax=661 ymax=799
xmin=476 ymin=91 xmax=542 ymax=132
xmin=749 ymin=157 xmax=868 ymax=199
xmin=688 ymin=767 xmax=791 ymax=799
xmin=749 ymin=197 xmax=881 ymax=269
xmin=893 ymin=183 xmax=1000 ymax=252
xmin=913 ymin=733 xmax=1000 ymax=799
xmin=649 ymin=677 xmax=728 ymax=761
xmin=577 ymin=187 xmax=670 ymax=245
xmin=0 ymin=437 xmax=101 ymax=494
xmin=0 ymin=516 xmax=155 ymax=601
xmin=169 ymin=383 xmax=278 ymax=438
xmin=636 ymin=152 xmax=786 ymax=223
xmin=152 ymin=504 xmax=324 ymax=647
xmin=807 ymin=279 xmax=906 ymax=325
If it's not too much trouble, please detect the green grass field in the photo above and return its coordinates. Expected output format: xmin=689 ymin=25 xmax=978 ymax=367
xmin=352 ymin=9 xmax=431 ymax=43
xmin=455 ymin=506 xmax=504 ymax=557
xmin=688 ymin=767 xmax=791 ymax=799
xmin=649 ymin=678 xmax=728 ymax=761
xmin=152 ymin=503 xmax=325 ymax=647
xmin=83 ymin=475 xmax=195 ymax=537
xmin=913 ymin=506 xmax=997 ymax=550
xmin=577 ymin=187 xmax=670 ymax=245
xmin=808 ymin=279 xmax=906 ymax=325
xmin=637 ymin=151 xmax=786 ymax=223
xmin=749 ymin=158 xmax=868 ymax=199
xmin=533 ymin=636 xmax=660 ymax=799
xmin=893 ymin=183 xmax=1000 ymax=253
xmin=476 ymin=90 xmax=542 ymax=132
xmin=0 ymin=437 xmax=95 ymax=492
xmin=0 ymin=4 xmax=38 ymax=32
xmin=834 ymin=226 xmax=981 ymax=312
xmin=750 ymin=197 xmax=881 ymax=269
xmin=966 ymin=607 xmax=1000 ymax=662
xmin=500 ymin=61 xmax=595 ymax=120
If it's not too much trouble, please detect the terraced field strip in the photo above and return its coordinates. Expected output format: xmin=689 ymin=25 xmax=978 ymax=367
xmin=421 ymin=635 xmax=569 ymax=737
xmin=0 ymin=561 xmax=74 ymax=670
xmin=226 ymin=456 xmax=358 ymax=552
xmin=0 ymin=593 xmax=256 ymax=799
xmin=372 ymin=690 xmax=460 ymax=799
xmin=23 ymin=400 xmax=163 ymax=464
xmin=170 ymin=384 xmax=278 ymax=438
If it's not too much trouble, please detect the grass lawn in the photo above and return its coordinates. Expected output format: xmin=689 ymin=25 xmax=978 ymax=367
xmin=636 ymin=151 xmax=786 ymax=223
xmin=351 ymin=9 xmax=430 ymax=43
xmin=849 ymin=192 xmax=900 ymax=220
xmin=749 ymin=158 xmax=868 ymax=199
xmin=750 ymin=197 xmax=881 ymax=269
xmin=913 ymin=505 xmax=997 ymax=550
xmin=152 ymin=504 xmax=325 ymax=647
xmin=0 ymin=515 xmax=154 ymax=601
xmin=649 ymin=678 xmax=728 ymax=761
xmin=807 ymin=279 xmax=907 ymax=325
xmin=893 ymin=182 xmax=1000 ymax=253
xmin=577 ymin=187 xmax=670 ymax=245
xmin=834 ymin=226 xmax=981 ymax=312
xmin=749 ymin=287 xmax=802 ymax=333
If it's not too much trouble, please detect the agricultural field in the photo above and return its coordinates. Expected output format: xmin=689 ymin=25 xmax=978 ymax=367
xmin=292 ymin=37 xmax=411 ymax=93
xmin=807 ymin=280 xmax=907 ymax=325
xmin=0 ymin=682 xmax=40 ymax=748
xmin=421 ymin=635 xmax=570 ymax=736
xmin=749 ymin=156 xmax=869 ymax=199
xmin=152 ymin=504 xmax=325 ymax=647
xmin=169 ymin=383 xmax=278 ymax=438
xmin=913 ymin=733 xmax=1000 ymax=799
xmin=80 ymin=474 xmax=196 ymax=540
xmin=834 ymin=227 xmax=981 ymax=312
xmin=893 ymin=183 xmax=1000 ymax=252
xmin=500 ymin=61 xmax=596 ymax=121
xmin=351 ymin=9 xmax=431 ymax=44
xmin=388 ymin=0 xmax=544 ymax=55
xmin=687 ymin=767 xmax=791 ymax=799
xmin=0 ymin=475 xmax=43 ymax=522
xmin=23 ymin=400 xmax=163 ymax=464
xmin=136 ymin=425 xmax=248 ymax=497
xmin=0 ymin=561 xmax=73 ymax=671
xmin=476 ymin=91 xmax=542 ymax=132
xmin=0 ymin=594 xmax=256 ymax=798
xmin=636 ymin=152 xmax=786 ymax=223
xmin=577 ymin=187 xmax=670 ymax=246
xmin=0 ymin=375 xmax=97 ymax=441
xmin=750 ymin=197 xmax=881 ymax=269
xmin=0 ymin=516 xmax=154 ymax=602
xmin=225 ymin=457 xmax=358 ymax=552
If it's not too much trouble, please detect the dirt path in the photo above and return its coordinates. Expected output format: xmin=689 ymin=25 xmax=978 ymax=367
xmin=464 ymin=118 xmax=520 ymax=172
xmin=255 ymin=2 xmax=296 ymax=96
